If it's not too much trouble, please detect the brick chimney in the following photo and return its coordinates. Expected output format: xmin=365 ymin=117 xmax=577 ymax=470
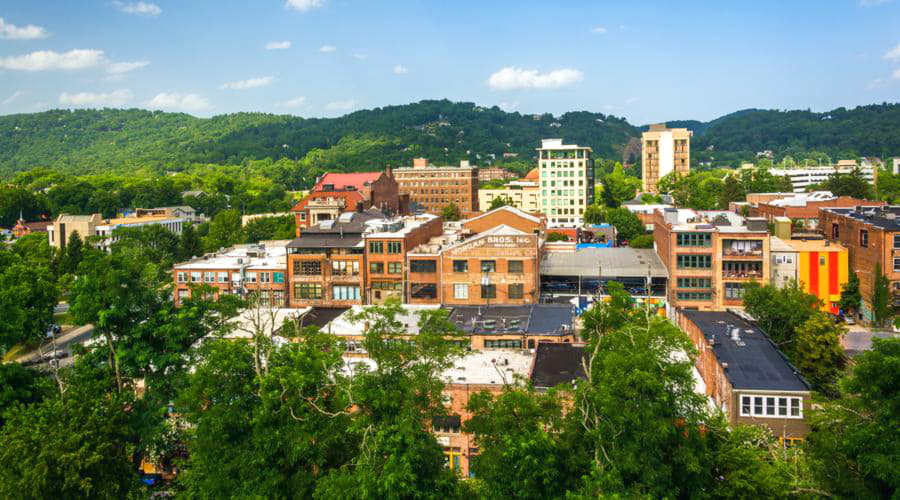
xmin=413 ymin=158 xmax=429 ymax=168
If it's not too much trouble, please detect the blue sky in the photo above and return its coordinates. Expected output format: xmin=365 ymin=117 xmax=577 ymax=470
xmin=1 ymin=0 xmax=899 ymax=124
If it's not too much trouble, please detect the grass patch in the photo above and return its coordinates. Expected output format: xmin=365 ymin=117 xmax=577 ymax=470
xmin=2 ymin=344 xmax=26 ymax=363
xmin=54 ymin=311 xmax=80 ymax=326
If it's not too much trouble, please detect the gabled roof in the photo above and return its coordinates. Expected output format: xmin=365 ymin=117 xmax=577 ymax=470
xmin=313 ymin=172 xmax=382 ymax=192
xmin=464 ymin=205 xmax=542 ymax=225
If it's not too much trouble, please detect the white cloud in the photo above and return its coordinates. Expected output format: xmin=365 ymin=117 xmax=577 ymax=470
xmin=221 ymin=76 xmax=274 ymax=90
xmin=265 ymin=40 xmax=291 ymax=50
xmin=279 ymin=96 xmax=307 ymax=108
xmin=591 ymin=26 xmax=607 ymax=34
xmin=113 ymin=1 xmax=162 ymax=16
xmin=145 ymin=92 xmax=212 ymax=111
xmin=0 ymin=17 xmax=48 ymax=40
xmin=319 ymin=45 xmax=336 ymax=53
xmin=0 ymin=49 xmax=105 ymax=71
xmin=486 ymin=67 xmax=584 ymax=91
xmin=59 ymin=89 xmax=133 ymax=107
xmin=1 ymin=90 xmax=25 ymax=105
xmin=106 ymin=60 xmax=150 ymax=74
xmin=286 ymin=0 xmax=325 ymax=12
xmin=352 ymin=53 xmax=367 ymax=60
xmin=498 ymin=101 xmax=519 ymax=111
xmin=326 ymin=99 xmax=356 ymax=111
xmin=393 ymin=65 xmax=408 ymax=75
xmin=884 ymin=43 xmax=900 ymax=62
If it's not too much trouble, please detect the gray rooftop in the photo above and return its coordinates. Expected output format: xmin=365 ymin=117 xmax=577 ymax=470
xmin=681 ymin=310 xmax=810 ymax=392
xmin=287 ymin=209 xmax=384 ymax=249
xmin=540 ymin=248 xmax=668 ymax=279
xmin=443 ymin=304 xmax=574 ymax=336
xmin=823 ymin=206 xmax=900 ymax=232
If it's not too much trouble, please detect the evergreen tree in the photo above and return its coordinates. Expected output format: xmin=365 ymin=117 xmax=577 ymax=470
xmin=440 ymin=203 xmax=461 ymax=221
xmin=179 ymin=222 xmax=203 ymax=260
xmin=62 ymin=230 xmax=84 ymax=275
xmin=840 ymin=270 xmax=862 ymax=317
xmin=872 ymin=263 xmax=891 ymax=327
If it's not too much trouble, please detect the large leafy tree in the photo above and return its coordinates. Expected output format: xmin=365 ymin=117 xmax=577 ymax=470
xmin=441 ymin=202 xmax=461 ymax=221
xmin=806 ymin=338 xmax=900 ymax=497
xmin=600 ymin=163 xmax=639 ymax=207
xmin=202 ymin=208 xmax=243 ymax=252
xmin=0 ymin=364 xmax=140 ymax=499
xmin=793 ymin=313 xmax=846 ymax=396
xmin=0 ymin=363 xmax=48 ymax=428
xmin=314 ymin=301 xmax=465 ymax=499
xmin=742 ymin=280 xmax=820 ymax=346
xmin=179 ymin=222 xmax=204 ymax=260
xmin=178 ymin=330 xmax=354 ymax=497
xmin=0 ymin=247 xmax=58 ymax=353
xmin=603 ymin=207 xmax=644 ymax=241
xmin=824 ymin=168 xmax=874 ymax=199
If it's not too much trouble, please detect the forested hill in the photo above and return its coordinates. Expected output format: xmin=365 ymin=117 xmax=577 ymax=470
xmin=0 ymin=100 xmax=639 ymax=177
xmin=1 ymin=99 xmax=899 ymax=178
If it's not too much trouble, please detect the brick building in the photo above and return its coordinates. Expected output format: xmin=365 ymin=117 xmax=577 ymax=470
xmin=652 ymin=209 xmax=770 ymax=311
xmin=677 ymin=310 xmax=812 ymax=444
xmin=750 ymin=192 xmax=884 ymax=230
xmin=49 ymin=212 xmax=187 ymax=251
xmin=290 ymin=170 xmax=406 ymax=231
xmin=394 ymin=159 xmax=479 ymax=215
xmin=477 ymin=166 xmax=517 ymax=183
xmin=820 ymin=206 xmax=900 ymax=322
xmin=286 ymin=208 xmax=383 ymax=308
xmin=12 ymin=217 xmax=51 ymax=238
xmin=173 ymin=241 xmax=289 ymax=305
xmin=363 ymin=214 xmax=444 ymax=304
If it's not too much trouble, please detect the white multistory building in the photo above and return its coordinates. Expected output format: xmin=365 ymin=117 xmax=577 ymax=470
xmin=768 ymin=160 xmax=875 ymax=193
xmin=536 ymin=139 xmax=594 ymax=228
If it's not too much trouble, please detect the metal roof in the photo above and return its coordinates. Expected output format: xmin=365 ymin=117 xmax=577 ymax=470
xmin=530 ymin=342 xmax=587 ymax=388
xmin=540 ymin=248 xmax=668 ymax=279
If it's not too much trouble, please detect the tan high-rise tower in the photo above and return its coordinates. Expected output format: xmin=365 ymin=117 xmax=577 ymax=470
xmin=641 ymin=124 xmax=691 ymax=194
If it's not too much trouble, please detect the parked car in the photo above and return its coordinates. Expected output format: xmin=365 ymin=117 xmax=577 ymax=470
xmin=843 ymin=316 xmax=856 ymax=325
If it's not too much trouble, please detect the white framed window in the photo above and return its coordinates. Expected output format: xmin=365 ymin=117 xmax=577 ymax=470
xmin=453 ymin=283 xmax=468 ymax=300
xmin=739 ymin=394 xmax=803 ymax=419
xmin=177 ymin=272 xmax=187 ymax=283
xmin=190 ymin=272 xmax=201 ymax=283
xmin=218 ymin=271 xmax=228 ymax=283
xmin=894 ymin=258 xmax=900 ymax=273
xmin=246 ymin=272 xmax=257 ymax=283
xmin=203 ymin=272 xmax=215 ymax=283
xmin=259 ymin=272 xmax=270 ymax=283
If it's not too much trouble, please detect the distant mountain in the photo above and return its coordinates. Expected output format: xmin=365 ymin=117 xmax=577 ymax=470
xmin=1 ymin=100 xmax=898 ymax=177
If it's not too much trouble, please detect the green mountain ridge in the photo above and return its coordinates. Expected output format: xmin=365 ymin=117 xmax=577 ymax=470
xmin=1 ymin=99 xmax=898 ymax=178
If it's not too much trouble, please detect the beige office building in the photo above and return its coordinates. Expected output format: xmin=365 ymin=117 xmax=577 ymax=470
xmin=537 ymin=139 xmax=594 ymax=228
xmin=642 ymin=124 xmax=691 ymax=194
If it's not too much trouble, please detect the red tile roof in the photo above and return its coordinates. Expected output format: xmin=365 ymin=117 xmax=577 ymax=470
xmin=313 ymin=172 xmax=382 ymax=192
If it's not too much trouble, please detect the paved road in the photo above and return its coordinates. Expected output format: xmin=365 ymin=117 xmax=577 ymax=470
xmin=17 ymin=324 xmax=94 ymax=367
xmin=54 ymin=302 xmax=70 ymax=315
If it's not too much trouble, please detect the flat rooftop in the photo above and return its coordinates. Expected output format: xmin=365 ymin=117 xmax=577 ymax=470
xmin=323 ymin=305 xmax=442 ymax=336
xmin=540 ymin=247 xmax=668 ymax=279
xmin=362 ymin=213 xmax=439 ymax=238
xmin=225 ymin=307 xmax=311 ymax=339
xmin=681 ymin=310 xmax=810 ymax=392
xmin=443 ymin=304 xmax=574 ymax=336
xmin=441 ymin=350 xmax=534 ymax=385
xmin=103 ymin=215 xmax=183 ymax=225
xmin=529 ymin=342 xmax=587 ymax=388
xmin=823 ymin=206 xmax=900 ymax=231
xmin=174 ymin=241 xmax=289 ymax=270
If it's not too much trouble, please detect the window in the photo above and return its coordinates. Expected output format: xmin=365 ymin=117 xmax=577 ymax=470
xmin=859 ymin=229 xmax=868 ymax=248
xmin=677 ymin=292 xmax=712 ymax=301
xmin=410 ymin=260 xmax=436 ymax=273
xmin=725 ymin=283 xmax=746 ymax=299
xmin=481 ymin=260 xmax=496 ymax=273
xmin=245 ymin=272 xmax=257 ymax=283
xmin=677 ymin=277 xmax=711 ymax=288
xmin=203 ymin=271 xmax=215 ymax=283
xmin=895 ymin=259 xmax=900 ymax=273
xmin=508 ymin=260 xmax=524 ymax=274
xmin=780 ymin=437 xmax=804 ymax=449
xmin=388 ymin=262 xmax=402 ymax=274
xmin=453 ymin=260 xmax=468 ymax=273
xmin=218 ymin=271 xmax=228 ymax=283
xmin=453 ymin=284 xmax=468 ymax=299
xmin=432 ymin=416 xmax=461 ymax=434
xmin=273 ymin=272 xmax=284 ymax=284
xmin=895 ymin=234 xmax=900 ymax=249
xmin=481 ymin=284 xmax=497 ymax=299
xmin=294 ymin=283 xmax=322 ymax=299
xmin=368 ymin=241 xmax=383 ymax=254
xmin=177 ymin=289 xmax=188 ymax=301
xmin=370 ymin=262 xmax=384 ymax=274
xmin=739 ymin=395 xmax=803 ymax=418
xmin=258 ymin=272 xmax=270 ymax=283
xmin=332 ymin=260 xmax=360 ymax=276
xmin=411 ymin=283 xmax=437 ymax=299
xmin=177 ymin=272 xmax=186 ymax=283
xmin=387 ymin=241 xmax=402 ymax=254
xmin=831 ymin=223 xmax=839 ymax=239
xmin=371 ymin=281 xmax=402 ymax=291
xmin=484 ymin=339 xmax=522 ymax=348
xmin=332 ymin=286 xmax=361 ymax=301
xmin=677 ymin=233 xmax=712 ymax=247
xmin=676 ymin=254 xmax=712 ymax=269
xmin=508 ymin=283 xmax=524 ymax=299
xmin=295 ymin=260 xmax=322 ymax=276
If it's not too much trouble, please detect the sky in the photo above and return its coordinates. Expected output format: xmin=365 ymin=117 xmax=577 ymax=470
xmin=0 ymin=0 xmax=899 ymax=124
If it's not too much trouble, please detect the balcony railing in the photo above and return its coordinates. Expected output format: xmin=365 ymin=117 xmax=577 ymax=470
xmin=722 ymin=271 xmax=763 ymax=279
xmin=722 ymin=249 xmax=763 ymax=257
